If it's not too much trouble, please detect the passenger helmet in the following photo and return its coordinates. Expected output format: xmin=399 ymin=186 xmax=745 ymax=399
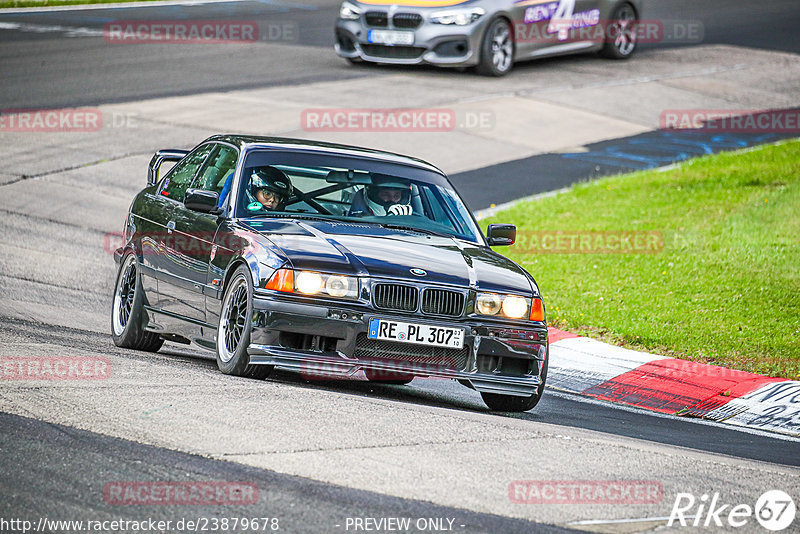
xmin=250 ymin=166 xmax=292 ymax=205
xmin=366 ymin=175 xmax=411 ymax=209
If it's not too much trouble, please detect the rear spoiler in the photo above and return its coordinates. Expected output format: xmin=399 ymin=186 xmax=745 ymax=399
xmin=147 ymin=149 xmax=189 ymax=186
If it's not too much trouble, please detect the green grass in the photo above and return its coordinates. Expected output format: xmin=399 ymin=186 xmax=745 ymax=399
xmin=482 ymin=140 xmax=800 ymax=379
xmin=0 ymin=0 xmax=165 ymax=8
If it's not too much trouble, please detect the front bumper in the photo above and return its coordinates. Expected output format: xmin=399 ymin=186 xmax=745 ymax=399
xmin=334 ymin=16 xmax=487 ymax=67
xmin=247 ymin=294 xmax=547 ymax=397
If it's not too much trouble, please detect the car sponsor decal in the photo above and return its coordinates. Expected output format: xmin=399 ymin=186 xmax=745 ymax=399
xmin=522 ymin=1 xmax=560 ymax=23
xmin=516 ymin=0 xmax=600 ymax=40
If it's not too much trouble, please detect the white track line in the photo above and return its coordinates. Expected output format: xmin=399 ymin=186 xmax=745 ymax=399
xmin=0 ymin=0 xmax=316 ymax=14
xmin=546 ymin=389 xmax=800 ymax=443
xmin=0 ymin=21 xmax=103 ymax=35
xmin=568 ymin=516 xmax=696 ymax=526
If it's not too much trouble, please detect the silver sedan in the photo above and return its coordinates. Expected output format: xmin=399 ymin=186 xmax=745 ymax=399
xmin=335 ymin=0 xmax=643 ymax=75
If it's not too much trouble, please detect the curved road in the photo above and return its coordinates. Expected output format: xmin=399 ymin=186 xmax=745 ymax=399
xmin=0 ymin=0 xmax=799 ymax=107
xmin=1 ymin=1 xmax=799 ymax=532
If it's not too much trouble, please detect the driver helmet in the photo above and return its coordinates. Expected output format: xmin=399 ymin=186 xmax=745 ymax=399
xmin=249 ymin=166 xmax=292 ymax=208
xmin=365 ymin=175 xmax=412 ymax=212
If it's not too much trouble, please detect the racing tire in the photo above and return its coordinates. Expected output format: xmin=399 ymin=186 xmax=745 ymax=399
xmin=476 ymin=18 xmax=514 ymax=77
xmin=364 ymin=368 xmax=414 ymax=385
xmin=111 ymin=252 xmax=164 ymax=352
xmin=600 ymin=2 xmax=637 ymax=59
xmin=216 ymin=265 xmax=273 ymax=380
xmin=480 ymin=352 xmax=548 ymax=412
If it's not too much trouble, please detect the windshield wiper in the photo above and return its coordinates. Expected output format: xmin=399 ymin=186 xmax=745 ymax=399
xmin=378 ymin=223 xmax=452 ymax=239
xmin=251 ymin=213 xmax=346 ymax=223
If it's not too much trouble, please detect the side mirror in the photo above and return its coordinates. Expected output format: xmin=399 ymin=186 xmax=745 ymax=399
xmin=486 ymin=224 xmax=516 ymax=246
xmin=184 ymin=188 xmax=221 ymax=214
xmin=147 ymin=149 xmax=189 ymax=187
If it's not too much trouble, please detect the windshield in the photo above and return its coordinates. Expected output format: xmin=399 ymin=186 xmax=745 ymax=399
xmin=233 ymin=151 xmax=482 ymax=244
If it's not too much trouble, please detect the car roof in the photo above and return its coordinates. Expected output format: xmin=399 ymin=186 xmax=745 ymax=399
xmin=205 ymin=135 xmax=446 ymax=176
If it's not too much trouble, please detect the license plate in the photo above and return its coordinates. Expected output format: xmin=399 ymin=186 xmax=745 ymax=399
xmin=368 ymin=318 xmax=464 ymax=349
xmin=367 ymin=29 xmax=414 ymax=46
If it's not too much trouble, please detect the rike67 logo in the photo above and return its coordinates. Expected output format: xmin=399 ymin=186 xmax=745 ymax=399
xmin=669 ymin=490 xmax=796 ymax=531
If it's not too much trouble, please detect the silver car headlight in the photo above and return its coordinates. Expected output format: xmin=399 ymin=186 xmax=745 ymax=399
xmin=429 ymin=7 xmax=485 ymax=25
xmin=339 ymin=1 xmax=362 ymax=20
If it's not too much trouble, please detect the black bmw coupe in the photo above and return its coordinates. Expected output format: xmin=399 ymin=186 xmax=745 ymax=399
xmin=111 ymin=135 xmax=548 ymax=411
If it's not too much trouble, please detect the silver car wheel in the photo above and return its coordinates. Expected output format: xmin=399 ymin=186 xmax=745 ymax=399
xmin=610 ymin=5 xmax=636 ymax=56
xmin=491 ymin=23 xmax=513 ymax=72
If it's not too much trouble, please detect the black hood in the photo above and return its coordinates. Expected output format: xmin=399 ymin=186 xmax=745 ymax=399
xmin=246 ymin=219 xmax=534 ymax=295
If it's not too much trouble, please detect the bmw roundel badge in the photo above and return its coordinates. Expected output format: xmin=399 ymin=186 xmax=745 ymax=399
xmin=410 ymin=268 xmax=427 ymax=276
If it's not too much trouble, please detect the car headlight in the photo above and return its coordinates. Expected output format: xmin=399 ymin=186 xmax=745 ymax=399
xmin=339 ymin=1 xmax=362 ymax=20
xmin=295 ymin=272 xmax=323 ymax=295
xmin=502 ymin=295 xmax=528 ymax=319
xmin=266 ymin=268 xmax=359 ymax=300
xmin=476 ymin=292 xmax=543 ymax=321
xmin=325 ymin=275 xmax=352 ymax=297
xmin=476 ymin=293 xmax=502 ymax=315
xmin=429 ymin=7 xmax=485 ymax=25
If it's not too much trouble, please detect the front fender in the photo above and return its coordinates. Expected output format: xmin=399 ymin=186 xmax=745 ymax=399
xmin=210 ymin=222 xmax=288 ymax=300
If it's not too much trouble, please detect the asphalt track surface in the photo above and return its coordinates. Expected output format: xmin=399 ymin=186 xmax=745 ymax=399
xmin=2 ymin=1 xmax=800 ymax=532
xmin=2 ymin=317 xmax=799 ymax=533
xmin=0 ymin=0 xmax=799 ymax=108
xmin=4 ymin=317 xmax=800 ymax=468
xmin=0 ymin=411 xmax=576 ymax=534
xmin=453 ymin=126 xmax=800 ymax=210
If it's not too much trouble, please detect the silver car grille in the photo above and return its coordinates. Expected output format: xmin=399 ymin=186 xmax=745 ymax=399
xmin=365 ymin=11 xmax=388 ymax=27
xmin=392 ymin=13 xmax=422 ymax=29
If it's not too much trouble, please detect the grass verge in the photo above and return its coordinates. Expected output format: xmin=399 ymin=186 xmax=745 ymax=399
xmin=482 ymin=140 xmax=800 ymax=379
xmin=1 ymin=0 xmax=166 ymax=8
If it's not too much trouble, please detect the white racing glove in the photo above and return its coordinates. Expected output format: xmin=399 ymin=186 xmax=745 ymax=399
xmin=387 ymin=204 xmax=412 ymax=216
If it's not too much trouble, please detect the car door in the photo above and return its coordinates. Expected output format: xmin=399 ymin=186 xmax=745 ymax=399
xmin=150 ymin=143 xmax=214 ymax=320
xmin=514 ymin=0 xmax=601 ymax=57
xmin=168 ymin=142 xmax=240 ymax=325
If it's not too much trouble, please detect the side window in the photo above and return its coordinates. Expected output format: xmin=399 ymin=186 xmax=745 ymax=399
xmin=159 ymin=144 xmax=213 ymax=203
xmin=421 ymin=186 xmax=451 ymax=225
xmin=194 ymin=144 xmax=239 ymax=194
